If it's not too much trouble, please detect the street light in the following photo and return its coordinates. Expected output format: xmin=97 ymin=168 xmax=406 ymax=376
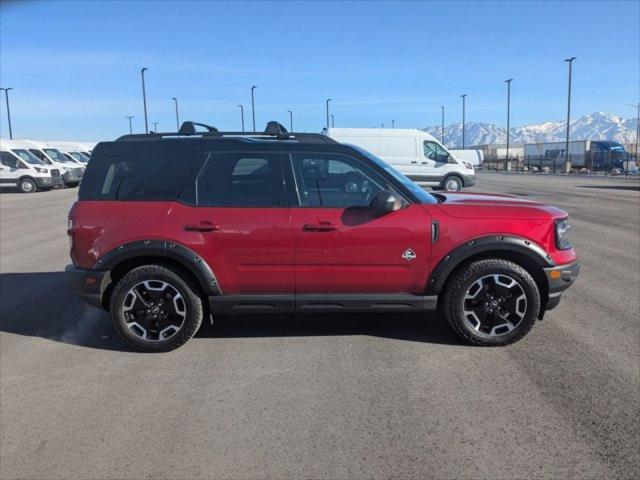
xmin=141 ymin=67 xmax=149 ymax=133
xmin=172 ymin=97 xmax=180 ymax=130
xmin=630 ymin=103 xmax=640 ymax=169
xmin=564 ymin=57 xmax=577 ymax=172
xmin=238 ymin=104 xmax=245 ymax=132
xmin=152 ymin=121 xmax=159 ymax=132
xmin=441 ymin=106 xmax=445 ymax=145
xmin=330 ymin=114 xmax=335 ymax=128
xmin=251 ymin=86 xmax=257 ymax=131
xmin=287 ymin=110 xmax=293 ymax=132
xmin=0 ymin=87 xmax=13 ymax=139
xmin=391 ymin=119 xmax=395 ymax=128
xmin=126 ymin=115 xmax=134 ymax=134
xmin=461 ymin=94 xmax=467 ymax=149
xmin=505 ymin=79 xmax=513 ymax=172
xmin=325 ymin=98 xmax=331 ymax=130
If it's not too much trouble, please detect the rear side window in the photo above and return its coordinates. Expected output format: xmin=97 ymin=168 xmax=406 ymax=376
xmin=180 ymin=152 xmax=285 ymax=207
xmin=78 ymin=152 xmax=199 ymax=201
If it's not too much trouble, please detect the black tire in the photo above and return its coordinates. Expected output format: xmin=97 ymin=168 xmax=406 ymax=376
xmin=19 ymin=177 xmax=37 ymax=193
xmin=441 ymin=175 xmax=463 ymax=192
xmin=109 ymin=264 xmax=203 ymax=352
xmin=442 ymin=259 xmax=540 ymax=346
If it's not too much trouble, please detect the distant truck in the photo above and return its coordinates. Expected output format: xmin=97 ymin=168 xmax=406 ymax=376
xmin=448 ymin=149 xmax=484 ymax=167
xmin=524 ymin=140 xmax=630 ymax=170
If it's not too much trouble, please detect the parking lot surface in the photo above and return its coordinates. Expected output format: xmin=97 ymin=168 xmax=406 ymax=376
xmin=1 ymin=173 xmax=639 ymax=479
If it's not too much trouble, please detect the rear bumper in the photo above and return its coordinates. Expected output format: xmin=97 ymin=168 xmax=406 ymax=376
xmin=65 ymin=264 xmax=109 ymax=309
xmin=543 ymin=261 xmax=580 ymax=311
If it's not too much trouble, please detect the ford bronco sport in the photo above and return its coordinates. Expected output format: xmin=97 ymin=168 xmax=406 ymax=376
xmin=66 ymin=121 xmax=579 ymax=352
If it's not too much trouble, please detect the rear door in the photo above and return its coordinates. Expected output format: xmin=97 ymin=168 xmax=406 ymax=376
xmin=165 ymin=151 xmax=294 ymax=294
xmin=288 ymin=151 xmax=432 ymax=294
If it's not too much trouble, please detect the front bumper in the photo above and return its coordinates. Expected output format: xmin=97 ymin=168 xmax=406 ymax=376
xmin=62 ymin=169 xmax=84 ymax=186
xmin=34 ymin=177 xmax=53 ymax=188
xmin=461 ymin=173 xmax=476 ymax=187
xmin=543 ymin=261 xmax=580 ymax=311
xmin=65 ymin=264 xmax=109 ymax=309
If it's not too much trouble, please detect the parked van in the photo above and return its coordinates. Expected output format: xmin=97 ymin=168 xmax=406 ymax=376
xmin=325 ymin=128 xmax=475 ymax=191
xmin=0 ymin=141 xmax=58 ymax=192
xmin=47 ymin=141 xmax=91 ymax=165
xmin=448 ymin=149 xmax=484 ymax=168
xmin=11 ymin=140 xmax=84 ymax=187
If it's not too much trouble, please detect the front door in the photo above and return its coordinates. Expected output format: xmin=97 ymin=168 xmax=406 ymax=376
xmin=288 ymin=152 xmax=432 ymax=294
xmin=165 ymin=152 xmax=294 ymax=294
xmin=0 ymin=152 xmax=22 ymax=188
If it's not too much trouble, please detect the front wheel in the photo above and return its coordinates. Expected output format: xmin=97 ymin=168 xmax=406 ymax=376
xmin=442 ymin=176 xmax=463 ymax=192
xmin=109 ymin=265 xmax=203 ymax=352
xmin=19 ymin=178 xmax=37 ymax=193
xmin=442 ymin=259 xmax=540 ymax=346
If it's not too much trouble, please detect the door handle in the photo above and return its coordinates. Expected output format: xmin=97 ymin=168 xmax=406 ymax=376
xmin=184 ymin=221 xmax=219 ymax=232
xmin=303 ymin=221 xmax=338 ymax=232
xmin=410 ymin=160 xmax=418 ymax=164
xmin=421 ymin=161 xmax=429 ymax=165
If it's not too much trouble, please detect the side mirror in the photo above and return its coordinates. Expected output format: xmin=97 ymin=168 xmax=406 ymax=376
xmin=371 ymin=190 xmax=404 ymax=215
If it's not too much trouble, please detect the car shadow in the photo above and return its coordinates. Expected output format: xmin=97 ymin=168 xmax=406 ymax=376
xmin=577 ymin=184 xmax=640 ymax=192
xmin=0 ymin=272 xmax=463 ymax=352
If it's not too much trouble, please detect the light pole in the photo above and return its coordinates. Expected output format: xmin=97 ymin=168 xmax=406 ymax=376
xmin=441 ymin=106 xmax=445 ymax=145
xmin=330 ymin=114 xmax=335 ymax=128
xmin=141 ymin=67 xmax=149 ymax=133
xmin=287 ymin=110 xmax=293 ymax=132
xmin=630 ymin=103 xmax=640 ymax=171
xmin=0 ymin=87 xmax=13 ymax=139
xmin=152 ymin=122 xmax=159 ymax=132
xmin=251 ymin=86 xmax=257 ymax=131
xmin=564 ymin=57 xmax=576 ymax=173
xmin=391 ymin=119 xmax=395 ymax=128
xmin=325 ymin=98 xmax=331 ymax=130
xmin=461 ymin=94 xmax=467 ymax=149
xmin=126 ymin=115 xmax=134 ymax=134
xmin=172 ymin=97 xmax=180 ymax=130
xmin=505 ymin=79 xmax=513 ymax=172
xmin=238 ymin=104 xmax=245 ymax=132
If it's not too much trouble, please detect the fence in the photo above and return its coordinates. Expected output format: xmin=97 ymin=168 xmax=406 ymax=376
xmin=480 ymin=152 xmax=639 ymax=177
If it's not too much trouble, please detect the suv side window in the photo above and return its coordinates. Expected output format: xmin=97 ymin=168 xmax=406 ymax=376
xmin=424 ymin=141 xmax=450 ymax=163
xmin=187 ymin=152 xmax=285 ymax=207
xmin=290 ymin=153 xmax=395 ymax=208
xmin=0 ymin=152 xmax=20 ymax=169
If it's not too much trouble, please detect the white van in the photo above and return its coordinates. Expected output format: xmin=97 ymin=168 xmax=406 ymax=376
xmin=11 ymin=140 xmax=84 ymax=187
xmin=448 ymin=149 xmax=484 ymax=168
xmin=0 ymin=142 xmax=58 ymax=192
xmin=47 ymin=141 xmax=91 ymax=165
xmin=326 ymin=128 xmax=475 ymax=191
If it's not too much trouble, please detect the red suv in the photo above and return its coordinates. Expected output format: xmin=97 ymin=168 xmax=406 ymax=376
xmin=66 ymin=121 xmax=579 ymax=352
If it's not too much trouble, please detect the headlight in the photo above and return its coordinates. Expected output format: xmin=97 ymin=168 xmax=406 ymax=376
xmin=35 ymin=167 xmax=48 ymax=173
xmin=555 ymin=218 xmax=572 ymax=250
xmin=463 ymin=161 xmax=473 ymax=170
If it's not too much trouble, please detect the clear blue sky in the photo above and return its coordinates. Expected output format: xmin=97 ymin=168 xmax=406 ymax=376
xmin=1 ymin=0 xmax=638 ymax=140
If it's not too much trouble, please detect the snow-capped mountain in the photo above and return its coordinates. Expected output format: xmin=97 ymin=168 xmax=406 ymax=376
xmin=424 ymin=112 xmax=638 ymax=147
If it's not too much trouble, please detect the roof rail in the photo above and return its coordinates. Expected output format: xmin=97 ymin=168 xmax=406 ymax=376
xmin=116 ymin=121 xmax=337 ymax=144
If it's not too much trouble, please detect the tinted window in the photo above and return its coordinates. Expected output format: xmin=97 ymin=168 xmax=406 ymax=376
xmin=0 ymin=152 xmax=20 ymax=169
xmin=78 ymin=152 xmax=199 ymax=201
xmin=185 ymin=153 xmax=284 ymax=207
xmin=291 ymin=153 xmax=398 ymax=208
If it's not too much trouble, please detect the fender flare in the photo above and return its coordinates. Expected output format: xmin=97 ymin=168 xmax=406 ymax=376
xmin=93 ymin=239 xmax=221 ymax=295
xmin=426 ymin=235 xmax=554 ymax=295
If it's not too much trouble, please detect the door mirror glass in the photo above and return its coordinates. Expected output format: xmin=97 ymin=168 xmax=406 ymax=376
xmin=371 ymin=190 xmax=404 ymax=215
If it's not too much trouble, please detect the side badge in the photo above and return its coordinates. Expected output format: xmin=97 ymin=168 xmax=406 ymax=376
xmin=402 ymin=248 xmax=416 ymax=261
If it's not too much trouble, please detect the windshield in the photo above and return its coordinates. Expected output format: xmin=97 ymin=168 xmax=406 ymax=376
xmin=43 ymin=148 xmax=75 ymax=164
xmin=11 ymin=149 xmax=45 ymax=165
xmin=70 ymin=151 xmax=90 ymax=163
xmin=348 ymin=145 xmax=438 ymax=204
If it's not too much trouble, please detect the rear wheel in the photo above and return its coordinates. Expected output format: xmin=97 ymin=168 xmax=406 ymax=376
xmin=19 ymin=177 xmax=37 ymax=193
xmin=443 ymin=259 xmax=540 ymax=346
xmin=110 ymin=264 xmax=203 ymax=352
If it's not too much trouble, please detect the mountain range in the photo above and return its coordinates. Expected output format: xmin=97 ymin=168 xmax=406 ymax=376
xmin=423 ymin=112 xmax=638 ymax=147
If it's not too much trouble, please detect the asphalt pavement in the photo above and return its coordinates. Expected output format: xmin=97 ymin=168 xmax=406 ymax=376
xmin=1 ymin=173 xmax=638 ymax=479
